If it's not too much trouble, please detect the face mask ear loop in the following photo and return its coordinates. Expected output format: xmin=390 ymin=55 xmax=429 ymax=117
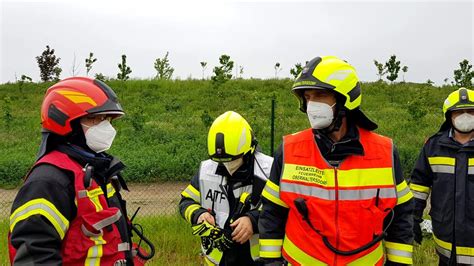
xmin=322 ymin=103 xmax=345 ymax=134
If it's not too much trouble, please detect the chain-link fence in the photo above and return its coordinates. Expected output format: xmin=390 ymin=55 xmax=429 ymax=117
xmin=0 ymin=182 xmax=188 ymax=219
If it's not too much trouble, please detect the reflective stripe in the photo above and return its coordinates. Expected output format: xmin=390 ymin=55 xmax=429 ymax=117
xmin=435 ymin=245 xmax=474 ymax=264
xmin=106 ymin=183 xmax=116 ymax=198
xmin=412 ymin=191 xmax=429 ymax=200
xmin=79 ymin=187 xmax=104 ymax=211
xmin=396 ymin=181 xmax=413 ymax=205
xmin=281 ymin=164 xmax=394 ymax=188
xmin=260 ymin=239 xmax=283 ymax=258
xmin=280 ymin=182 xmax=396 ymax=201
xmin=468 ymin=166 xmax=474 ymax=175
xmin=250 ymin=235 xmax=260 ymax=260
xmin=410 ymin=183 xmax=430 ymax=193
xmin=10 ymin=198 xmax=69 ymax=239
xmin=184 ymin=204 xmax=201 ymax=223
xmin=468 ymin=158 xmax=474 ymax=166
xmin=384 ymin=241 xmax=413 ymax=264
xmin=347 ymin=242 xmax=384 ymax=265
xmin=282 ymin=236 xmax=326 ymax=265
xmin=434 ymin=235 xmax=474 ymax=256
xmin=428 ymin=157 xmax=455 ymax=166
xmin=430 ymin=165 xmax=455 ymax=174
xmin=85 ymin=234 xmax=105 ymax=266
xmin=93 ymin=211 xmax=122 ymax=230
xmin=181 ymin=184 xmax=200 ymax=203
xmin=118 ymin=242 xmax=130 ymax=252
xmin=81 ymin=224 xmax=102 ymax=237
xmin=262 ymin=180 xmax=289 ymax=208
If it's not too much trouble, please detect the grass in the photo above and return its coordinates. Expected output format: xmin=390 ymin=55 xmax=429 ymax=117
xmin=0 ymin=79 xmax=455 ymax=188
xmin=1 ymin=215 xmax=439 ymax=265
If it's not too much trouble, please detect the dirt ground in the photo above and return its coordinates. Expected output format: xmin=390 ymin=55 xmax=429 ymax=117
xmin=0 ymin=182 xmax=188 ymax=219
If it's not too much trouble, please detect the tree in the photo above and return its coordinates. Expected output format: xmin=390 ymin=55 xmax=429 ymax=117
xmin=154 ymin=52 xmax=174 ymax=80
xmin=274 ymin=62 xmax=282 ymax=78
xmin=290 ymin=63 xmax=303 ymax=79
xmin=373 ymin=60 xmax=387 ymax=81
xmin=117 ymin=54 xmax=132 ymax=81
xmin=385 ymin=55 xmax=401 ymax=83
xmin=85 ymin=52 xmax=97 ymax=76
xmin=454 ymin=59 xmax=474 ymax=88
xmin=36 ymin=45 xmax=62 ymax=82
xmin=211 ymin=54 xmax=234 ymax=84
xmin=200 ymin=62 xmax=207 ymax=79
xmin=401 ymin=66 xmax=408 ymax=82
xmin=426 ymin=79 xmax=435 ymax=86
xmin=444 ymin=78 xmax=449 ymax=85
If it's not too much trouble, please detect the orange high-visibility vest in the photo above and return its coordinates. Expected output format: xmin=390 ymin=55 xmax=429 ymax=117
xmin=280 ymin=128 xmax=397 ymax=266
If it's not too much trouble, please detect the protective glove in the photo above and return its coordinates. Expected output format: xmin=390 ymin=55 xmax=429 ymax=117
xmin=413 ymin=219 xmax=422 ymax=244
xmin=213 ymin=229 xmax=233 ymax=252
xmin=192 ymin=221 xmax=222 ymax=239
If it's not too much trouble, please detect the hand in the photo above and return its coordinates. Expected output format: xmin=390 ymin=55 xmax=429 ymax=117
xmin=197 ymin=212 xmax=215 ymax=226
xmin=230 ymin=216 xmax=254 ymax=244
xmin=414 ymin=220 xmax=422 ymax=244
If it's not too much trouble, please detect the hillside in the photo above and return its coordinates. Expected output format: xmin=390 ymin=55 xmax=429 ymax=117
xmin=0 ymin=79 xmax=453 ymax=188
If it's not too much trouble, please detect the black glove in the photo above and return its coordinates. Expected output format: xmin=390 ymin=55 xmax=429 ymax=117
xmin=413 ymin=219 xmax=422 ymax=244
xmin=213 ymin=229 xmax=233 ymax=252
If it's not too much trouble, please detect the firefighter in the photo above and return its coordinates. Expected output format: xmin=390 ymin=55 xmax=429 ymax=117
xmin=411 ymin=87 xmax=474 ymax=265
xmin=179 ymin=111 xmax=273 ymax=265
xmin=8 ymin=77 xmax=143 ymax=265
xmin=258 ymin=56 xmax=414 ymax=265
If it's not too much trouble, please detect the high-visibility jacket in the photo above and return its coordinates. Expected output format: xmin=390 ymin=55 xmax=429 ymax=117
xmin=259 ymin=127 xmax=414 ymax=266
xmin=179 ymin=152 xmax=273 ymax=265
xmin=411 ymin=129 xmax=474 ymax=265
xmin=9 ymin=150 xmax=133 ymax=265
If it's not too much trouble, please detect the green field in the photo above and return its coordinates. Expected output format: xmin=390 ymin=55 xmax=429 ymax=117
xmin=0 ymin=79 xmax=453 ymax=188
xmin=0 ymin=215 xmax=438 ymax=265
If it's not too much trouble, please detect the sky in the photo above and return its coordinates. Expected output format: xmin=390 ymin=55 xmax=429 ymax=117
xmin=0 ymin=0 xmax=473 ymax=85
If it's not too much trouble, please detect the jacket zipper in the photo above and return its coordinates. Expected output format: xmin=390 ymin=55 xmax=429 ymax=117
xmin=334 ymin=166 xmax=339 ymax=265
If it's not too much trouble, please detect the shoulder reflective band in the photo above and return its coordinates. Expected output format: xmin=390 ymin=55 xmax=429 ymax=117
xmin=396 ymin=181 xmax=413 ymax=205
xmin=262 ymin=180 xmax=289 ymax=208
xmin=260 ymin=239 xmax=283 ymax=258
xmin=384 ymin=241 xmax=413 ymax=265
xmin=10 ymin=198 xmax=70 ymax=239
xmin=428 ymin=157 xmax=455 ymax=174
xmin=409 ymin=183 xmax=430 ymax=201
xmin=185 ymin=204 xmax=201 ymax=223
xmin=181 ymin=184 xmax=201 ymax=203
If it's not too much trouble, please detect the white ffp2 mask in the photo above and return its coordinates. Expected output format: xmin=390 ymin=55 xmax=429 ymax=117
xmin=307 ymin=101 xmax=336 ymax=129
xmin=82 ymin=120 xmax=117 ymax=153
xmin=453 ymin=113 xmax=474 ymax=133
xmin=223 ymin=157 xmax=244 ymax=175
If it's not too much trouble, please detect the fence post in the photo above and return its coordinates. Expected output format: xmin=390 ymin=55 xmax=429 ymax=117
xmin=271 ymin=94 xmax=276 ymax=156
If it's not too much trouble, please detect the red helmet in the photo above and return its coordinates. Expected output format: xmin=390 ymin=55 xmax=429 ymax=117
xmin=41 ymin=77 xmax=124 ymax=136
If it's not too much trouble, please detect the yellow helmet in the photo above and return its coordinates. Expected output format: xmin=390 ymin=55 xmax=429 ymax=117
xmin=292 ymin=56 xmax=361 ymax=112
xmin=440 ymin=87 xmax=474 ymax=131
xmin=443 ymin=87 xmax=474 ymax=115
xmin=208 ymin=111 xmax=255 ymax=162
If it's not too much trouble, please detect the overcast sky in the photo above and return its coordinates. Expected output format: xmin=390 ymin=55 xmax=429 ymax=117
xmin=1 ymin=0 xmax=473 ymax=85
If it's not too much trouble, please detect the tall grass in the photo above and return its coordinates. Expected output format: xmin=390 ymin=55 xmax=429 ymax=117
xmin=0 ymin=80 xmax=454 ymax=187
